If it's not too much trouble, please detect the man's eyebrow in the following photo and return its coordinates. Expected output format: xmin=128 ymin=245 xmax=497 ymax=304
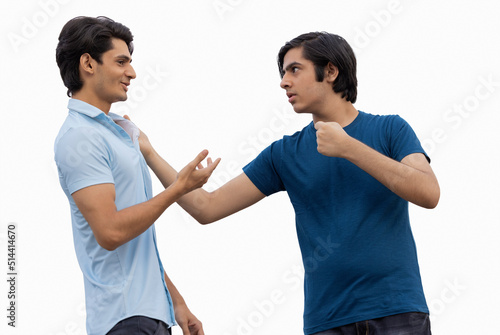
xmin=283 ymin=61 xmax=302 ymax=72
xmin=115 ymin=54 xmax=132 ymax=63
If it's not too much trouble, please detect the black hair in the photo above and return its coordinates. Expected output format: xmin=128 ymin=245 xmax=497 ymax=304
xmin=277 ymin=32 xmax=357 ymax=103
xmin=55 ymin=16 xmax=134 ymax=97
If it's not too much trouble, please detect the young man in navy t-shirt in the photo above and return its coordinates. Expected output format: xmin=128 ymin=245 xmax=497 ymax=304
xmin=133 ymin=32 xmax=440 ymax=334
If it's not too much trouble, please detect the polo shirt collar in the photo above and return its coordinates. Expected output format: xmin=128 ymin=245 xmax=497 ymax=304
xmin=68 ymin=98 xmax=136 ymax=146
xmin=67 ymin=99 xmax=127 ymax=122
xmin=67 ymin=98 xmax=106 ymax=118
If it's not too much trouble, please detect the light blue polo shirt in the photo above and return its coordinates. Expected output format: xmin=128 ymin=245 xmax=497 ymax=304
xmin=54 ymin=99 xmax=176 ymax=335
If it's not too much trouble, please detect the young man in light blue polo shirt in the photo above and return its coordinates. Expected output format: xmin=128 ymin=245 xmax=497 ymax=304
xmin=132 ymin=32 xmax=440 ymax=334
xmin=54 ymin=16 xmax=219 ymax=335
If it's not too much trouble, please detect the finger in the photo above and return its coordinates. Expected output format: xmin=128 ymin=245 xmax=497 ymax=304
xmin=197 ymin=163 xmax=204 ymax=170
xmin=190 ymin=150 xmax=209 ymax=167
xmin=123 ymin=114 xmax=130 ymax=121
xmin=181 ymin=325 xmax=190 ymax=335
xmin=207 ymin=157 xmax=213 ymax=165
xmin=206 ymin=158 xmax=220 ymax=176
xmin=314 ymin=121 xmax=324 ymax=130
xmin=208 ymin=157 xmax=221 ymax=171
xmin=194 ymin=327 xmax=205 ymax=335
xmin=189 ymin=320 xmax=204 ymax=335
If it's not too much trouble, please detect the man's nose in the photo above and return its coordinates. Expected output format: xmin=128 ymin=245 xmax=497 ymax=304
xmin=126 ymin=64 xmax=136 ymax=79
xmin=280 ymin=74 xmax=291 ymax=89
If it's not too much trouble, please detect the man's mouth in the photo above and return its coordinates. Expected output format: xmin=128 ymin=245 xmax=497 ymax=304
xmin=121 ymin=82 xmax=129 ymax=92
xmin=286 ymin=92 xmax=296 ymax=103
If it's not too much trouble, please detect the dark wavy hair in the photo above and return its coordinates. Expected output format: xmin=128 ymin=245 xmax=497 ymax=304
xmin=277 ymin=32 xmax=357 ymax=103
xmin=55 ymin=16 xmax=134 ymax=97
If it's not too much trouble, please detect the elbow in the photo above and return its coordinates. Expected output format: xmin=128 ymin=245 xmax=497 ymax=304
xmin=95 ymin=231 xmax=124 ymax=251
xmin=196 ymin=215 xmax=215 ymax=225
xmin=422 ymin=197 xmax=439 ymax=209
xmin=101 ymin=244 xmax=118 ymax=252
xmin=428 ymin=190 xmax=440 ymax=209
xmin=97 ymin=238 xmax=120 ymax=251
xmin=421 ymin=185 xmax=440 ymax=209
xmin=186 ymin=194 xmax=218 ymax=225
xmin=96 ymin=239 xmax=118 ymax=251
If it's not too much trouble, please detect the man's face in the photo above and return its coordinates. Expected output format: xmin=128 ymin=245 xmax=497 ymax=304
xmin=280 ymin=47 xmax=331 ymax=114
xmin=92 ymin=38 xmax=136 ymax=105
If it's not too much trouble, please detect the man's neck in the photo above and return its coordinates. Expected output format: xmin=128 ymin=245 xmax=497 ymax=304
xmin=312 ymin=97 xmax=358 ymax=128
xmin=72 ymin=91 xmax=111 ymax=115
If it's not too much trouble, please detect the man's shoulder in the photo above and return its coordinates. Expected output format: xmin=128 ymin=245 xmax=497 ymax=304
xmin=356 ymin=111 xmax=408 ymax=132
xmin=54 ymin=113 xmax=105 ymax=154
xmin=262 ymin=121 xmax=315 ymax=161
xmin=359 ymin=110 xmax=403 ymax=122
xmin=281 ymin=121 xmax=314 ymax=144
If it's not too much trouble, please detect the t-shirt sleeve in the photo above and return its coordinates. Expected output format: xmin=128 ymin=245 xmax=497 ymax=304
xmin=388 ymin=115 xmax=430 ymax=163
xmin=54 ymin=127 xmax=114 ymax=194
xmin=242 ymin=141 xmax=285 ymax=196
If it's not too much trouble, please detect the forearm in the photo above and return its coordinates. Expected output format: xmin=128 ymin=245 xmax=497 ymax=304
xmin=164 ymin=271 xmax=187 ymax=308
xmin=164 ymin=271 xmax=205 ymax=333
xmin=144 ymin=149 xmax=217 ymax=223
xmin=144 ymin=149 xmax=265 ymax=224
xmin=100 ymin=183 xmax=184 ymax=250
xmin=342 ymin=137 xmax=440 ymax=208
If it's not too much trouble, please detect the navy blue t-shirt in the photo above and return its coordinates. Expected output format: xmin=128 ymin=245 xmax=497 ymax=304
xmin=243 ymin=111 xmax=429 ymax=334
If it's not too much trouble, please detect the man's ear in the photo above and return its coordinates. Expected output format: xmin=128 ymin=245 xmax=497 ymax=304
xmin=79 ymin=53 xmax=96 ymax=75
xmin=325 ymin=62 xmax=339 ymax=84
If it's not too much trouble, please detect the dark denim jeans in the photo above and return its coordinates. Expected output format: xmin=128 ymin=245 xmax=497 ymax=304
xmin=312 ymin=312 xmax=431 ymax=335
xmin=106 ymin=316 xmax=171 ymax=335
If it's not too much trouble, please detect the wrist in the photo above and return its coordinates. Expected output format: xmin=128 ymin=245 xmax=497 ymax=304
xmin=339 ymin=135 xmax=358 ymax=160
xmin=173 ymin=297 xmax=188 ymax=309
xmin=167 ymin=180 xmax=185 ymax=198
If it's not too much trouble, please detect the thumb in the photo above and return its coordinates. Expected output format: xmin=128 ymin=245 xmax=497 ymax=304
xmin=314 ymin=121 xmax=324 ymax=130
xmin=180 ymin=324 xmax=190 ymax=335
xmin=123 ymin=114 xmax=131 ymax=121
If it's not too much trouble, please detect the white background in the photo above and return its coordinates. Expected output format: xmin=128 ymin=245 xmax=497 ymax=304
xmin=1 ymin=0 xmax=499 ymax=334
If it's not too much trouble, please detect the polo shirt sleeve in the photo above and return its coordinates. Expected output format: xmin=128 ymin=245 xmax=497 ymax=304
xmin=387 ymin=115 xmax=430 ymax=163
xmin=55 ymin=126 xmax=114 ymax=194
xmin=242 ymin=140 xmax=285 ymax=196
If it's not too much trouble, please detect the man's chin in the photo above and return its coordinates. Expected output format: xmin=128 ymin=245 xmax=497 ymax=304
xmin=292 ymin=106 xmax=309 ymax=114
xmin=115 ymin=95 xmax=128 ymax=102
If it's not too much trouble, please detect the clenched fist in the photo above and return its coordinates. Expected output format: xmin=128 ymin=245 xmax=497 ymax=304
xmin=314 ymin=121 xmax=352 ymax=158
